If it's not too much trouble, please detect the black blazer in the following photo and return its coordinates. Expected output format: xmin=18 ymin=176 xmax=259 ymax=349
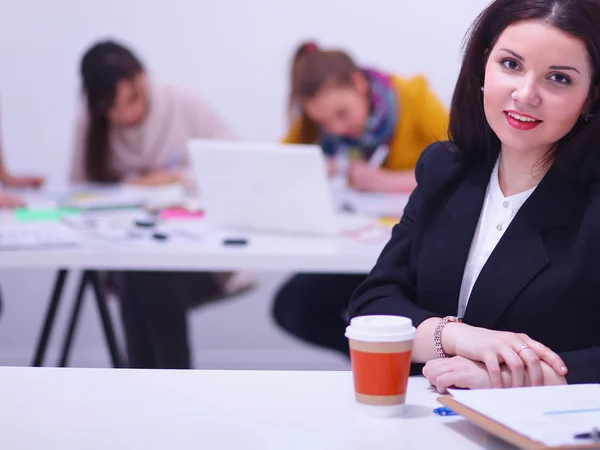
xmin=349 ymin=141 xmax=600 ymax=384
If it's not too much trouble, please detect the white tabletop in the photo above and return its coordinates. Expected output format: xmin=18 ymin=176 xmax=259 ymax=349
xmin=0 ymin=367 xmax=512 ymax=450
xmin=0 ymin=219 xmax=388 ymax=273
xmin=0 ymin=184 xmax=402 ymax=273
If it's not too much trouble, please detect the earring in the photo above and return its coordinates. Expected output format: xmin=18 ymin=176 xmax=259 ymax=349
xmin=480 ymin=86 xmax=484 ymax=92
xmin=584 ymin=113 xmax=594 ymax=122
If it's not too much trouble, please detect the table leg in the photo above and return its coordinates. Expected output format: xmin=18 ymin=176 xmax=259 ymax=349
xmin=31 ymin=269 xmax=69 ymax=367
xmin=58 ymin=271 xmax=89 ymax=367
xmin=88 ymin=271 xmax=124 ymax=368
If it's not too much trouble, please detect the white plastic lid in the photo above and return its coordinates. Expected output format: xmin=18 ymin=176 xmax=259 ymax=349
xmin=345 ymin=315 xmax=416 ymax=343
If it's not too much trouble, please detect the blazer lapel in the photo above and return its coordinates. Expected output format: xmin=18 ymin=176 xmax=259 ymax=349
xmin=418 ymin=156 xmax=496 ymax=316
xmin=462 ymin=167 xmax=583 ymax=329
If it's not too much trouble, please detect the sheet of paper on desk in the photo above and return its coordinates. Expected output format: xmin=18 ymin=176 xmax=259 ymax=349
xmin=62 ymin=189 xmax=145 ymax=210
xmin=447 ymin=384 xmax=600 ymax=447
xmin=62 ymin=184 xmax=189 ymax=211
xmin=337 ymin=190 xmax=410 ymax=218
xmin=0 ymin=222 xmax=82 ymax=250
xmin=124 ymin=184 xmax=190 ymax=210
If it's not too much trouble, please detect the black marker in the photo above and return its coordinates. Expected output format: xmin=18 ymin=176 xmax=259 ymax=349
xmin=574 ymin=427 xmax=600 ymax=441
xmin=135 ymin=218 xmax=156 ymax=228
xmin=222 ymin=238 xmax=248 ymax=246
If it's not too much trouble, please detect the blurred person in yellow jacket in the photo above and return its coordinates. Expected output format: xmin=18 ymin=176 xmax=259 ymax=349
xmin=273 ymin=41 xmax=449 ymax=356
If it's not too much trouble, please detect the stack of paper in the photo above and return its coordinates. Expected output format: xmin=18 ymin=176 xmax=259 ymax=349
xmin=335 ymin=190 xmax=410 ymax=218
xmin=61 ymin=184 xmax=190 ymax=212
xmin=447 ymin=384 xmax=600 ymax=447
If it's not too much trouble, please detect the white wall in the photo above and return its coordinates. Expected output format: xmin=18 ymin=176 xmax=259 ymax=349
xmin=0 ymin=0 xmax=491 ymax=368
xmin=0 ymin=0 xmax=489 ymax=183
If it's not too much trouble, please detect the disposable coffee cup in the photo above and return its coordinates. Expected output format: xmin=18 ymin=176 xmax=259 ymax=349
xmin=345 ymin=315 xmax=416 ymax=418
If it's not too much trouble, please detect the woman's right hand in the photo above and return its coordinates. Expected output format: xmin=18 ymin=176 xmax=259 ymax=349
xmin=127 ymin=169 xmax=183 ymax=186
xmin=442 ymin=323 xmax=568 ymax=388
xmin=0 ymin=174 xmax=45 ymax=188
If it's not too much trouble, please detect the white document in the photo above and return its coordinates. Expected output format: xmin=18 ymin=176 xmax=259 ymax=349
xmin=0 ymin=223 xmax=82 ymax=250
xmin=62 ymin=184 xmax=188 ymax=211
xmin=447 ymin=384 xmax=600 ymax=447
xmin=335 ymin=189 xmax=410 ymax=218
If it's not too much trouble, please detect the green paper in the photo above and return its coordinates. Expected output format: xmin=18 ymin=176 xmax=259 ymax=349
xmin=14 ymin=207 xmax=79 ymax=222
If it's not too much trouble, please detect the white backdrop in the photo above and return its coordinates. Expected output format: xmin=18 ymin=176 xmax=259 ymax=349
xmin=0 ymin=0 xmax=489 ymax=184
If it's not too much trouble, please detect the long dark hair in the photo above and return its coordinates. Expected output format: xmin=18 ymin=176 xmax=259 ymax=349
xmin=449 ymin=0 xmax=600 ymax=181
xmin=288 ymin=44 xmax=360 ymax=144
xmin=80 ymin=40 xmax=144 ymax=182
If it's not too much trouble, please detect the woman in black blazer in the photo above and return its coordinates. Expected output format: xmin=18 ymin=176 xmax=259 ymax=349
xmin=349 ymin=0 xmax=600 ymax=392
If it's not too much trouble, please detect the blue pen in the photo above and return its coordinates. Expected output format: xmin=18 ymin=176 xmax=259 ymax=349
xmin=433 ymin=406 xmax=458 ymax=416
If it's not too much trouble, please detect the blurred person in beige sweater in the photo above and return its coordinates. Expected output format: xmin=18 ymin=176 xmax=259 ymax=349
xmin=70 ymin=40 xmax=253 ymax=369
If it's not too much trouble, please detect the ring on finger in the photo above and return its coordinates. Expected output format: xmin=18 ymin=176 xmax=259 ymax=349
xmin=517 ymin=343 xmax=530 ymax=354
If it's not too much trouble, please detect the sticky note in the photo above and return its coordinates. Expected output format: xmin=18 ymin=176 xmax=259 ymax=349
xmin=14 ymin=207 xmax=79 ymax=222
xmin=159 ymin=209 xmax=204 ymax=220
xmin=379 ymin=217 xmax=400 ymax=227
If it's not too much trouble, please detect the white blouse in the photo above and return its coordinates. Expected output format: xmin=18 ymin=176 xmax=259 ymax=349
xmin=457 ymin=159 xmax=537 ymax=318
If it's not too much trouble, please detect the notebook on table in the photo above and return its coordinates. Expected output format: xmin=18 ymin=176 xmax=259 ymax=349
xmin=437 ymin=384 xmax=600 ymax=449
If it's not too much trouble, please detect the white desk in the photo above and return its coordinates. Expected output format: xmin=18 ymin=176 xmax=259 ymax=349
xmin=0 ymin=185 xmax=404 ymax=273
xmin=0 ymin=368 xmax=512 ymax=450
xmin=0 ymin=225 xmax=387 ymax=273
xmin=0 ymin=187 xmax=405 ymax=367
xmin=0 ymin=217 xmax=389 ymax=366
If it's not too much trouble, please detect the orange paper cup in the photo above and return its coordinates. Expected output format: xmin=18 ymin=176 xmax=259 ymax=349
xmin=345 ymin=315 xmax=415 ymax=417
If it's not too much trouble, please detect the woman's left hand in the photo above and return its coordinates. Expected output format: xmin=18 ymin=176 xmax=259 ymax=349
xmin=423 ymin=355 xmax=499 ymax=393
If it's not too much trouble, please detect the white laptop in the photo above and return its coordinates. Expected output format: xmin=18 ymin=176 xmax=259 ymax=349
xmin=187 ymin=140 xmax=341 ymax=236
